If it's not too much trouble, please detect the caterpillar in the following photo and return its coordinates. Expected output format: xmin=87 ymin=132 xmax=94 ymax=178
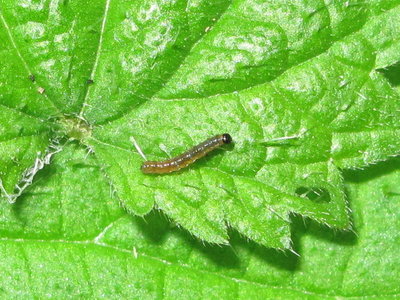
xmin=141 ymin=134 xmax=232 ymax=174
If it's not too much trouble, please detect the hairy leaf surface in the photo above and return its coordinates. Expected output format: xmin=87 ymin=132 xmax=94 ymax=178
xmin=0 ymin=0 xmax=399 ymax=248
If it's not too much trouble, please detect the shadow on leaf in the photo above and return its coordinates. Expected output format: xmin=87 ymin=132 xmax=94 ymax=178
xmin=377 ymin=61 xmax=400 ymax=87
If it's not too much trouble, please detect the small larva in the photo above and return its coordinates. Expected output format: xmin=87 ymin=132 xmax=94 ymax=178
xmin=141 ymin=133 xmax=232 ymax=174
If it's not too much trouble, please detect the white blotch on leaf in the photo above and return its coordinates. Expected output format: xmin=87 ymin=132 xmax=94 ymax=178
xmin=18 ymin=0 xmax=45 ymax=10
xmin=121 ymin=18 xmax=139 ymax=37
xmin=138 ymin=3 xmax=161 ymax=22
xmin=48 ymin=0 xmax=61 ymax=24
xmin=120 ymin=53 xmax=146 ymax=76
xmin=30 ymin=41 xmax=50 ymax=57
xmin=144 ymin=21 xmax=174 ymax=53
xmin=54 ymin=33 xmax=72 ymax=52
xmin=19 ymin=21 xmax=45 ymax=40
xmin=39 ymin=59 xmax=56 ymax=72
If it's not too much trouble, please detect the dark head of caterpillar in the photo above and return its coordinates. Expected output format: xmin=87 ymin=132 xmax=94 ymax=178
xmin=222 ymin=133 xmax=232 ymax=144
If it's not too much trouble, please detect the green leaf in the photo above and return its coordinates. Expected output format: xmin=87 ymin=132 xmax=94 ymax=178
xmin=0 ymin=140 xmax=399 ymax=298
xmin=89 ymin=5 xmax=400 ymax=247
xmin=1 ymin=0 xmax=400 ymax=248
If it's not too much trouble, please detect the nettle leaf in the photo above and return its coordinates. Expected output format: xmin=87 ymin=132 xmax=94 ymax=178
xmin=0 ymin=134 xmax=399 ymax=298
xmin=1 ymin=0 xmax=400 ymax=248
